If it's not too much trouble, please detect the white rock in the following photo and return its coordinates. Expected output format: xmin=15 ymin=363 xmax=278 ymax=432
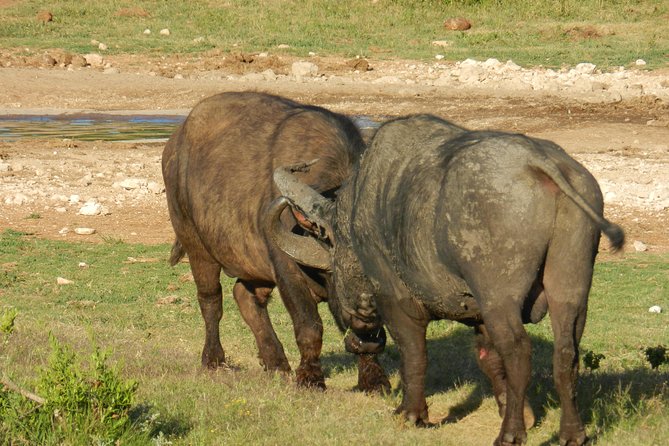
xmin=57 ymin=277 xmax=74 ymax=285
xmin=98 ymin=43 xmax=108 ymax=51
xmin=84 ymin=53 xmax=104 ymax=67
xmin=0 ymin=162 xmax=11 ymax=172
xmin=55 ymin=207 xmax=67 ymax=213
xmin=635 ymin=59 xmax=647 ymax=66
xmin=308 ymin=51 xmax=316 ymax=56
xmin=292 ymin=61 xmax=318 ymax=78
xmin=160 ymin=28 xmax=170 ymax=36
xmin=432 ymin=40 xmax=451 ymax=47
xmin=258 ymin=52 xmax=269 ymax=58
xmin=648 ymin=305 xmax=662 ymax=314
xmin=262 ymin=69 xmax=277 ymax=81
xmin=435 ymin=54 xmax=445 ymax=60
xmin=117 ymin=178 xmax=147 ymax=190
xmin=7 ymin=193 xmax=30 ymax=205
xmin=504 ymin=60 xmax=522 ymax=71
xmin=78 ymin=262 xmax=88 ymax=268
xmin=147 ymin=181 xmax=164 ymax=194
xmin=69 ymin=194 xmax=80 ymax=204
xmin=173 ymin=74 xmax=184 ymax=80
xmin=79 ymin=201 xmax=102 ymax=216
xmin=193 ymin=36 xmax=205 ymax=43
xmin=143 ymin=29 xmax=151 ymax=35
xmin=633 ymin=240 xmax=648 ymax=252
xmin=574 ymin=62 xmax=597 ymax=74
xmin=74 ymin=227 xmax=96 ymax=235
xmin=58 ymin=227 xmax=69 ymax=235
xmin=277 ymin=44 xmax=290 ymax=49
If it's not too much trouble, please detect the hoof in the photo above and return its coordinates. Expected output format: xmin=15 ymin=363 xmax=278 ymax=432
xmin=559 ymin=429 xmax=587 ymax=446
xmin=296 ymin=364 xmax=326 ymax=390
xmin=494 ymin=430 xmax=527 ymax=446
xmin=201 ymin=348 xmax=226 ymax=369
xmin=394 ymin=405 xmax=430 ymax=427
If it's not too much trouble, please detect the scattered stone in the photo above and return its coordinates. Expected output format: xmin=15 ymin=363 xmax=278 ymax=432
xmin=146 ymin=181 xmax=165 ymax=195
xmin=435 ymin=54 xmax=445 ymax=60
xmin=635 ymin=59 xmax=647 ymax=66
xmin=159 ymin=28 xmax=170 ymax=36
xmin=173 ymin=73 xmax=184 ymax=80
xmin=98 ymin=43 xmax=108 ymax=51
xmin=74 ymin=227 xmax=96 ymax=235
xmin=4 ymin=193 xmax=30 ymax=205
xmin=574 ymin=62 xmax=597 ymax=75
xmin=57 ymin=277 xmax=74 ymax=285
xmin=308 ymin=51 xmax=316 ymax=56
xmin=78 ymin=262 xmax=89 ymax=268
xmin=58 ymin=227 xmax=69 ymax=235
xmin=78 ymin=201 xmax=103 ymax=216
xmin=36 ymin=11 xmax=53 ymax=23
xmin=55 ymin=207 xmax=67 ymax=213
xmin=292 ymin=61 xmax=318 ymax=78
xmin=193 ymin=36 xmax=205 ymax=43
xmin=116 ymin=178 xmax=148 ymax=190
xmin=0 ymin=162 xmax=11 ymax=172
xmin=646 ymin=119 xmax=669 ymax=127
xmin=633 ymin=240 xmax=648 ymax=252
xmin=69 ymin=194 xmax=80 ymax=204
xmin=143 ymin=29 xmax=151 ymax=35
xmin=84 ymin=53 xmax=104 ymax=68
xmin=277 ymin=44 xmax=290 ymax=49
xmin=431 ymin=40 xmax=451 ymax=47
xmin=443 ymin=17 xmax=471 ymax=31
xmin=261 ymin=69 xmax=277 ymax=81
xmin=648 ymin=305 xmax=662 ymax=314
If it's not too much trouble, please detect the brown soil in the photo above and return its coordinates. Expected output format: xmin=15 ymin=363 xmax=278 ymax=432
xmin=0 ymin=54 xmax=667 ymax=256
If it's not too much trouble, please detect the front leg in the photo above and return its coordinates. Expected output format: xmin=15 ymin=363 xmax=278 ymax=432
xmin=382 ymin=302 xmax=429 ymax=425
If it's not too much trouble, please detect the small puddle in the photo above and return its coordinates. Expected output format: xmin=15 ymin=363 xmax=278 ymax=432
xmin=0 ymin=114 xmax=380 ymax=143
xmin=0 ymin=114 xmax=184 ymax=143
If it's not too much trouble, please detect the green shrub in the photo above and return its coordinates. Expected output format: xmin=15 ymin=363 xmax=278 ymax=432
xmin=0 ymin=335 xmax=144 ymax=444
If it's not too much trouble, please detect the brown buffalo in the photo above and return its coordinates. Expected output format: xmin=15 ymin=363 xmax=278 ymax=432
xmin=162 ymin=91 xmax=389 ymax=391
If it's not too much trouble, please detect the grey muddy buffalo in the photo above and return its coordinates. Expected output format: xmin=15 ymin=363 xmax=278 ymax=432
xmin=268 ymin=114 xmax=624 ymax=445
xmin=162 ymin=91 xmax=389 ymax=391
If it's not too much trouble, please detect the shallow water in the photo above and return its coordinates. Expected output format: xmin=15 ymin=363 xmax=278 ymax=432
xmin=0 ymin=114 xmax=380 ymax=143
xmin=0 ymin=114 xmax=184 ymax=142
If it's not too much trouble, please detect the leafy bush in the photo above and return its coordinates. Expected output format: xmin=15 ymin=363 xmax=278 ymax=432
xmin=0 ymin=335 xmax=144 ymax=444
xmin=644 ymin=345 xmax=668 ymax=370
xmin=583 ymin=349 xmax=606 ymax=371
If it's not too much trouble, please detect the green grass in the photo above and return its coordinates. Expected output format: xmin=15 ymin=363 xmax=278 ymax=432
xmin=0 ymin=0 xmax=667 ymax=69
xmin=0 ymin=229 xmax=667 ymax=444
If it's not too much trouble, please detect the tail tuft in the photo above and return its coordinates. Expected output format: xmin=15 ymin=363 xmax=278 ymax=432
xmin=169 ymin=239 xmax=186 ymax=266
xmin=603 ymin=222 xmax=625 ymax=253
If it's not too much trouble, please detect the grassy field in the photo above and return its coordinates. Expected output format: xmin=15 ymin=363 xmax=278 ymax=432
xmin=1 ymin=230 xmax=667 ymax=445
xmin=0 ymin=0 xmax=667 ymax=69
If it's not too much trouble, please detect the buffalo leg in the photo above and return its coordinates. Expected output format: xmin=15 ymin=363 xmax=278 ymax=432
xmin=543 ymin=268 xmax=591 ymax=445
xmin=476 ymin=325 xmax=535 ymax=428
xmin=383 ymin=303 xmax=429 ymax=425
xmin=274 ymin=270 xmax=325 ymax=389
xmin=233 ymin=280 xmax=291 ymax=372
xmin=481 ymin=310 xmax=532 ymax=446
xmin=190 ymin=257 xmax=226 ymax=368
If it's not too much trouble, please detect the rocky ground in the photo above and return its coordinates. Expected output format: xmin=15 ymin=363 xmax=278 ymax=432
xmin=0 ymin=51 xmax=667 ymax=255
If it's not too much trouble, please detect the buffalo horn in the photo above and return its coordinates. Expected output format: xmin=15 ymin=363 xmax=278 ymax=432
xmin=273 ymin=160 xmax=334 ymax=233
xmin=266 ymin=196 xmax=332 ymax=271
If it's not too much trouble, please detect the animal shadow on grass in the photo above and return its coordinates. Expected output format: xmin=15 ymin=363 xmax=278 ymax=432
xmin=321 ymin=323 xmax=669 ymax=442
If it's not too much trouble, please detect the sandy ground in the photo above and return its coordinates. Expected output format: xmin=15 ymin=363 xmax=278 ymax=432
xmin=0 ymin=54 xmax=668 ymax=255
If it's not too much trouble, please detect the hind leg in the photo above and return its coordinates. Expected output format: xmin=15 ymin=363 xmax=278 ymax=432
xmin=233 ymin=280 xmax=291 ymax=372
xmin=476 ymin=325 xmax=535 ymax=429
xmin=189 ymin=255 xmax=226 ymax=369
xmin=543 ymin=259 xmax=593 ymax=445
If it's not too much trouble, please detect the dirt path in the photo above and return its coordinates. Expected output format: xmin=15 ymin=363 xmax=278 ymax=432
xmin=0 ymin=54 xmax=667 ymax=254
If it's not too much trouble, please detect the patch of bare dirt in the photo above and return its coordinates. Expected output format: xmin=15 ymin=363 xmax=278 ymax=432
xmin=0 ymin=55 xmax=667 ymax=256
